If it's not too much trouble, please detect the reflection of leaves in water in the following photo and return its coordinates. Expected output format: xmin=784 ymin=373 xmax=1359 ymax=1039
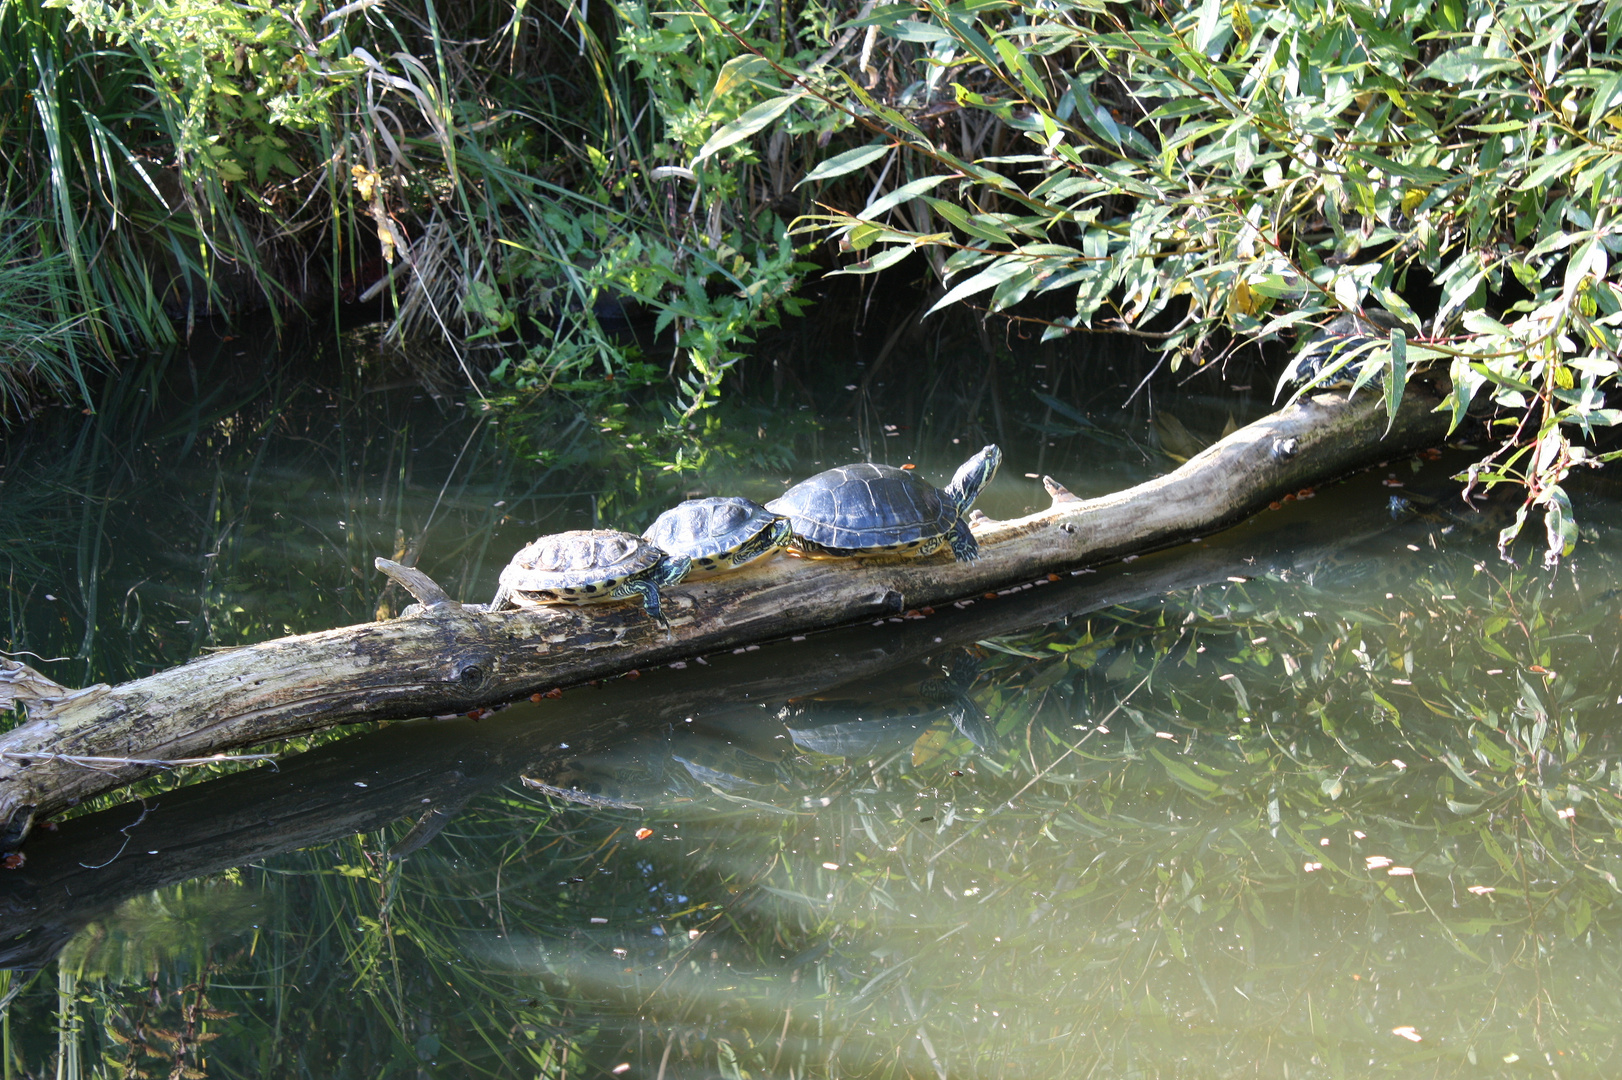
xmin=60 ymin=881 xmax=270 ymax=983
xmin=494 ymin=390 xmax=818 ymax=534
xmin=1 ymin=337 xmax=820 ymax=701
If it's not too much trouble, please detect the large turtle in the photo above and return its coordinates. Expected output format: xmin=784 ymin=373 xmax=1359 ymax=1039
xmin=643 ymin=496 xmax=792 ymax=573
xmin=766 ymin=444 xmax=1001 ymax=561
xmin=488 ymin=529 xmax=690 ymax=628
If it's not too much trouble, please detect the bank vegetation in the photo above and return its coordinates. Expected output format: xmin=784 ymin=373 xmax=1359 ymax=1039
xmin=1 ymin=0 xmax=1619 ymax=563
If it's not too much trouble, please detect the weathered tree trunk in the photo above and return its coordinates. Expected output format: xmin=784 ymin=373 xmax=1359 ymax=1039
xmin=0 ymin=387 xmax=1454 ymax=846
xmin=0 ymin=477 xmax=1437 ymax=971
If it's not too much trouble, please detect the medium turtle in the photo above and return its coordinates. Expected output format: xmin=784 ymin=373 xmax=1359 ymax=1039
xmin=766 ymin=444 xmax=1001 ymax=561
xmin=780 ymin=650 xmax=991 ymax=755
xmin=1278 ymin=310 xmax=1420 ymax=396
xmin=488 ymin=529 xmax=690 ymax=628
xmin=642 ymin=497 xmax=792 ymax=573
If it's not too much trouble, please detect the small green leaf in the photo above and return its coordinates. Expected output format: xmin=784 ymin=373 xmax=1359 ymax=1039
xmin=1150 ymin=748 xmax=1223 ymax=795
xmin=710 ymin=54 xmax=773 ymax=99
xmin=1421 ymin=45 xmax=1518 ymax=84
xmin=798 ymin=143 xmax=893 ymax=187
xmin=832 ymin=245 xmax=915 ymax=276
xmin=927 ymin=258 xmax=1030 ymax=313
xmin=1383 ymin=327 xmax=1406 ymax=432
xmin=859 ymin=175 xmax=953 ymax=220
xmin=693 ymin=91 xmax=805 ymax=164
xmin=1542 ymin=484 xmax=1577 ymax=566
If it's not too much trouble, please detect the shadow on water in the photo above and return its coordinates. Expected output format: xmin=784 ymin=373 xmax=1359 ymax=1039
xmin=9 ymin=300 xmax=1622 ymax=1075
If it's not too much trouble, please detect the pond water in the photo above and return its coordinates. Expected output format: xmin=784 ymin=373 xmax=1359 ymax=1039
xmin=5 ymin=310 xmax=1622 ymax=1078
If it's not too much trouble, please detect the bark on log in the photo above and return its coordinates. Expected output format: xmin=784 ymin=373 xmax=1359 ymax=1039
xmin=0 ymin=386 xmax=1454 ymax=847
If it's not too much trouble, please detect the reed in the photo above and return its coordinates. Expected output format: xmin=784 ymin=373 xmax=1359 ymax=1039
xmin=0 ymin=213 xmax=93 ymax=422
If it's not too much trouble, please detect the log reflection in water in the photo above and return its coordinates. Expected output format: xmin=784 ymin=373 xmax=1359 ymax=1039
xmin=0 ymin=468 xmax=1458 ymax=971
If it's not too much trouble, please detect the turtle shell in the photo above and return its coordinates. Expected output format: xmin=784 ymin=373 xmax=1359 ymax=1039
xmin=643 ymin=497 xmax=787 ymax=570
xmin=766 ymin=463 xmax=954 ymax=553
xmin=1283 ymin=311 xmax=1419 ymax=391
xmin=499 ymin=529 xmax=664 ymax=600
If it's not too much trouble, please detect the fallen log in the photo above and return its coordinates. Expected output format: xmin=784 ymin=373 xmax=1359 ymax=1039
xmin=0 ymin=386 xmax=1454 ymax=846
xmin=0 ymin=472 xmax=1450 ymax=970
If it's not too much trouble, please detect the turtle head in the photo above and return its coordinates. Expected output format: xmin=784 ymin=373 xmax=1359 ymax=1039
xmin=944 ymin=444 xmax=1002 ymax=513
xmin=766 ymin=514 xmax=794 ymax=550
xmin=654 ymin=553 xmax=693 ymax=586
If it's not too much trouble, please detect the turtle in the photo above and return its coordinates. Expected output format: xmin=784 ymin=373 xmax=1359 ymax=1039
xmin=1278 ymin=310 xmax=1420 ymax=397
xmin=765 ymin=443 xmax=1002 ymax=561
xmin=642 ymin=496 xmax=792 ymax=573
xmin=780 ymin=650 xmax=991 ymax=755
xmin=488 ymin=529 xmax=691 ymax=628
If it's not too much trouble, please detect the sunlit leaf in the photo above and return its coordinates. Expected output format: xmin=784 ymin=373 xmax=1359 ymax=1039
xmin=692 ymin=91 xmax=805 ymax=164
xmin=798 ymin=143 xmax=894 ymax=188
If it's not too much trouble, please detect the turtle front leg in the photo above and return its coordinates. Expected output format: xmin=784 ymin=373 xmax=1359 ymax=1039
xmin=617 ymin=578 xmax=672 ymax=631
xmin=947 ymin=518 xmax=980 ymax=562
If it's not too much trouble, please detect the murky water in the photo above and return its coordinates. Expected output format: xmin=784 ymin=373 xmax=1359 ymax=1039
xmin=6 ymin=315 xmax=1622 ymax=1077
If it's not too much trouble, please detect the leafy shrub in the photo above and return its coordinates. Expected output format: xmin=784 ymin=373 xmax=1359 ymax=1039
xmin=764 ymin=0 xmax=1622 ymax=565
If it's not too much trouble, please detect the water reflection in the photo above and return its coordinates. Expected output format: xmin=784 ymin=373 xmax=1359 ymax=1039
xmin=9 ymin=451 xmax=1622 ymax=1074
xmin=8 ymin=314 xmax=1622 ymax=1075
xmin=782 ymin=649 xmax=991 ymax=756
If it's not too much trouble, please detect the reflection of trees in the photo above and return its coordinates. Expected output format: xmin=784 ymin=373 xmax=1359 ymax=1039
xmin=9 ymin=477 xmax=1622 ymax=1075
xmin=1 ymin=325 xmax=516 ymax=689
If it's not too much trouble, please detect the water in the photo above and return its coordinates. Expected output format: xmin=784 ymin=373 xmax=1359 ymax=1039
xmin=5 ymin=315 xmax=1622 ymax=1077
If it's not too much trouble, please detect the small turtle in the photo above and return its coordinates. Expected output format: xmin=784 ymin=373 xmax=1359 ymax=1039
xmin=1279 ymin=310 xmax=1420 ymax=396
xmin=643 ymin=497 xmax=792 ymax=573
xmin=766 ymin=444 xmax=1001 ymax=561
xmin=488 ymin=529 xmax=691 ymax=628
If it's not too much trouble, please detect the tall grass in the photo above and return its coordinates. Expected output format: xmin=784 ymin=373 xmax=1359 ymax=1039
xmin=0 ymin=212 xmax=93 ymax=421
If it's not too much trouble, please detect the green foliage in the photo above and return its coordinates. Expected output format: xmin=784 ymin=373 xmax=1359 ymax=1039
xmin=762 ymin=0 xmax=1622 ymax=566
xmin=471 ymin=0 xmax=825 ymax=423
xmin=0 ymin=0 xmax=811 ymax=421
xmin=0 ymin=0 xmax=191 ymax=353
xmin=62 ymin=0 xmax=359 ymax=185
xmin=0 ymin=211 xmax=94 ymax=420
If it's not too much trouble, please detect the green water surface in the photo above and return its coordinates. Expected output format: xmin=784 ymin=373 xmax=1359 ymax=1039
xmin=4 ymin=322 xmax=1622 ymax=1078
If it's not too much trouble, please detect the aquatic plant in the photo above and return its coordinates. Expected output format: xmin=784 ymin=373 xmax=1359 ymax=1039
xmin=0 ymin=212 xmax=94 ymax=422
